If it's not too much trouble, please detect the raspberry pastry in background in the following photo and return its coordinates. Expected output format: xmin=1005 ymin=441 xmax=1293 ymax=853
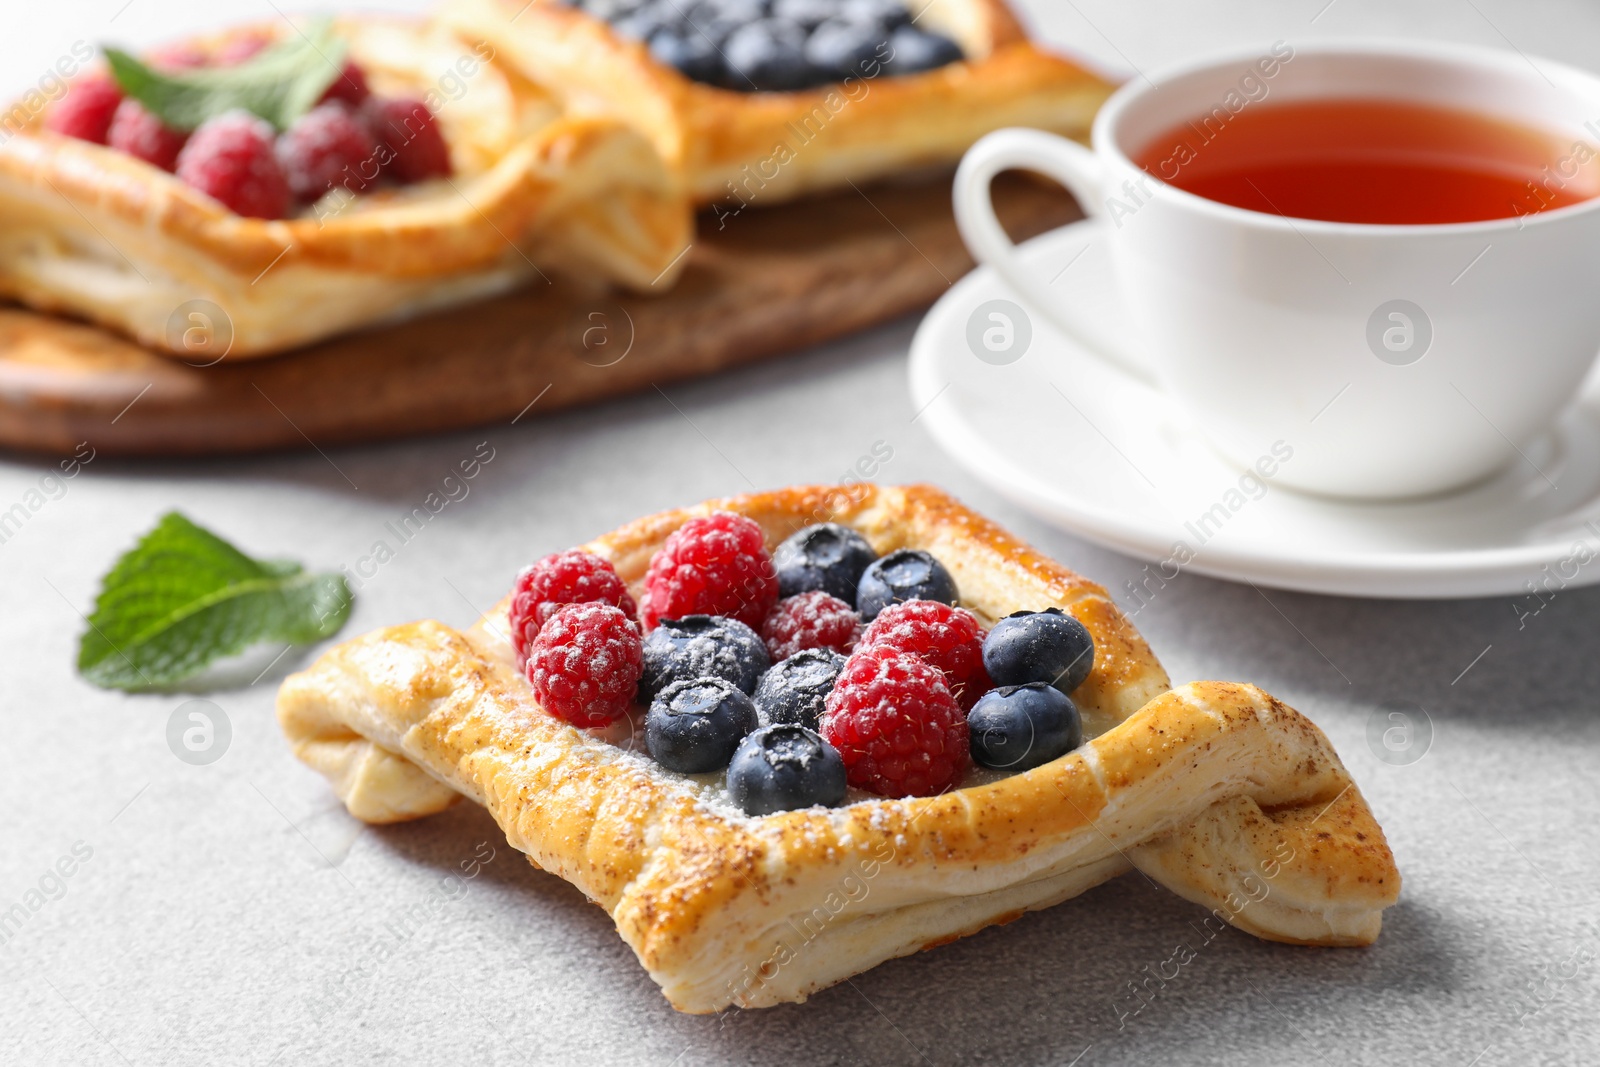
xmin=0 ymin=17 xmax=692 ymax=358
xmin=278 ymin=484 xmax=1402 ymax=1013
xmin=47 ymin=27 xmax=452 ymax=218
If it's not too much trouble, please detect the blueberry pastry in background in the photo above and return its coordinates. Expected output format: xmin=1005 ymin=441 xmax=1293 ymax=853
xmin=581 ymin=0 xmax=965 ymax=91
xmin=440 ymin=0 xmax=1116 ymax=204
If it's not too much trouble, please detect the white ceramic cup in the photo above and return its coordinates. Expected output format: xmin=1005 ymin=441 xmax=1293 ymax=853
xmin=954 ymin=40 xmax=1600 ymax=499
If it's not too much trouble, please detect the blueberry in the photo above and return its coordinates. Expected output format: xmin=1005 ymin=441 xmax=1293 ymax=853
xmin=772 ymin=0 xmax=836 ymax=28
xmin=581 ymin=0 xmax=645 ymax=19
xmin=804 ymin=19 xmax=887 ymax=80
xmin=967 ymin=683 xmax=1082 ymax=771
xmin=882 ymin=25 xmax=963 ymax=74
xmin=650 ymin=29 xmax=725 ymax=82
xmin=698 ymin=0 xmax=768 ymax=22
xmin=838 ymin=0 xmax=910 ymax=29
xmin=773 ymin=523 xmax=877 ymax=605
xmin=611 ymin=1 xmax=677 ymax=41
xmin=685 ymin=0 xmax=761 ymax=43
xmin=855 ymin=548 xmax=958 ymax=621
xmin=724 ymin=19 xmax=816 ymax=90
xmin=752 ymin=647 xmax=845 ymax=729
xmin=647 ymin=678 xmax=760 ymax=773
xmin=640 ymin=615 xmax=770 ymax=700
xmin=728 ymin=723 xmax=848 ymax=814
xmin=686 ymin=14 xmax=742 ymax=45
xmin=982 ymin=607 xmax=1095 ymax=694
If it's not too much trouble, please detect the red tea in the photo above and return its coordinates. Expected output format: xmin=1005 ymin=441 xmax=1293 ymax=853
xmin=1133 ymin=98 xmax=1599 ymax=224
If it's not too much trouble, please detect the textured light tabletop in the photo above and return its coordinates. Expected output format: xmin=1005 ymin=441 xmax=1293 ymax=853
xmin=4 ymin=1 xmax=1599 ymax=1064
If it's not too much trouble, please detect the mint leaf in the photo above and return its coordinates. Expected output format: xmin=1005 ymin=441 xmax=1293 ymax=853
xmin=77 ymin=512 xmax=352 ymax=691
xmin=103 ymin=20 xmax=347 ymax=133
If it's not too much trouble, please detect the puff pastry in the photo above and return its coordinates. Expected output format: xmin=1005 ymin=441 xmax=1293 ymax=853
xmin=438 ymin=0 xmax=1116 ymax=205
xmin=277 ymin=484 xmax=1400 ymax=1012
xmin=0 ymin=17 xmax=692 ymax=359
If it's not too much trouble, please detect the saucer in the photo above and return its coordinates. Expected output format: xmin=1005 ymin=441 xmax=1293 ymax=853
xmin=909 ymin=224 xmax=1600 ymax=598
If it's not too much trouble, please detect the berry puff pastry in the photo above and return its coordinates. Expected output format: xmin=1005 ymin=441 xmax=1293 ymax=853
xmin=438 ymin=0 xmax=1116 ymax=207
xmin=276 ymin=484 xmax=1400 ymax=1013
xmin=0 ymin=17 xmax=692 ymax=359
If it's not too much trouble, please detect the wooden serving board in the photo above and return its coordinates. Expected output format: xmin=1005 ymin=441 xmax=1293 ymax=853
xmin=0 ymin=173 xmax=1078 ymax=457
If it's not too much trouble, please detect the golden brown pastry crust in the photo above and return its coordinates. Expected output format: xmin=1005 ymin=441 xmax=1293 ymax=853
xmin=439 ymin=0 xmax=1117 ymax=205
xmin=0 ymin=17 xmax=692 ymax=358
xmin=276 ymin=484 xmax=1400 ymax=1012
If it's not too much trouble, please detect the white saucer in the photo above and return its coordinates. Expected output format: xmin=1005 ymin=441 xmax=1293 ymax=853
xmin=910 ymin=224 xmax=1600 ymax=598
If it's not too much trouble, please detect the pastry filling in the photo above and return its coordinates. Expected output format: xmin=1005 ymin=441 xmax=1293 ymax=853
xmin=510 ymin=512 xmax=1097 ymax=815
xmin=42 ymin=23 xmax=451 ymax=220
xmin=561 ymin=0 xmax=965 ymax=91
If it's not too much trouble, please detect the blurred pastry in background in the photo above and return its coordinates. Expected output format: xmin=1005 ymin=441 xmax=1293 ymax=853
xmin=442 ymin=0 xmax=1114 ymax=206
xmin=0 ymin=16 xmax=692 ymax=359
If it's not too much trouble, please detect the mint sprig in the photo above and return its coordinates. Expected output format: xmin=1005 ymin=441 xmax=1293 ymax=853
xmin=77 ymin=512 xmax=352 ymax=691
xmin=103 ymin=19 xmax=348 ymax=133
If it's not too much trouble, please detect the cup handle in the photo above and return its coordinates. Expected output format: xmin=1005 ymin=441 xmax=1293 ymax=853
xmin=954 ymin=128 xmax=1155 ymax=384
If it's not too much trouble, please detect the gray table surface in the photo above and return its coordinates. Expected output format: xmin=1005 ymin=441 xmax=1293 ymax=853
xmin=6 ymin=1 xmax=1600 ymax=1064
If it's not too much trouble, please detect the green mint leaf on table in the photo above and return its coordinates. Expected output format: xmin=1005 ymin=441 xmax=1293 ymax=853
xmin=77 ymin=511 xmax=352 ymax=691
xmin=103 ymin=19 xmax=347 ymax=133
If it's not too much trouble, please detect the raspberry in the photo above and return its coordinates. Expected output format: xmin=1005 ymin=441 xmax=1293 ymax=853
xmin=525 ymin=603 xmax=643 ymax=727
xmin=320 ymin=60 xmax=372 ymax=107
xmin=858 ymin=599 xmax=991 ymax=710
xmin=276 ymin=102 xmax=377 ymax=203
xmin=175 ymin=110 xmax=290 ymax=219
xmin=822 ymin=646 xmax=968 ymax=797
xmin=107 ymin=99 xmax=187 ymax=172
xmin=509 ymin=550 xmax=637 ymax=667
xmin=46 ymin=75 xmax=123 ymax=144
xmin=362 ymin=96 xmax=452 ymax=183
xmin=762 ymin=591 xmax=860 ymax=661
xmin=148 ymin=42 xmax=212 ymax=70
xmin=639 ymin=511 xmax=779 ymax=631
xmin=214 ymin=34 xmax=272 ymax=66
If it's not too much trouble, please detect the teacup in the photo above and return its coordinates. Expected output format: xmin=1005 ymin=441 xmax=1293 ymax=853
xmin=954 ymin=41 xmax=1600 ymax=499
